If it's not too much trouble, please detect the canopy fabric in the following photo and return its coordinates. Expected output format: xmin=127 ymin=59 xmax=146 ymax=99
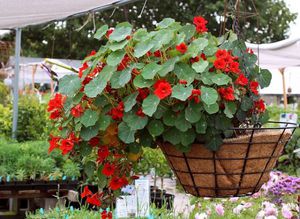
xmin=246 ymin=37 xmax=300 ymax=69
xmin=0 ymin=0 xmax=136 ymax=29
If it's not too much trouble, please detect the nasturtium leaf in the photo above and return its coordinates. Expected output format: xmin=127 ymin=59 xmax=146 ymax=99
xmin=163 ymin=110 xmax=177 ymax=126
xmin=195 ymin=116 xmax=207 ymax=134
xmin=107 ymin=50 xmax=126 ymax=66
xmin=224 ymin=101 xmax=237 ymax=118
xmin=80 ymin=126 xmax=99 ymax=141
xmin=180 ymin=129 xmax=196 ymax=146
xmin=211 ymin=73 xmax=231 ymax=85
xmin=118 ymin=122 xmax=136 ymax=143
xmin=174 ymin=63 xmax=196 ymax=85
xmin=215 ymin=114 xmax=232 ymax=131
xmin=59 ymin=75 xmax=81 ymax=96
xmin=187 ymin=38 xmax=208 ymax=57
xmin=98 ymin=113 xmax=111 ymax=131
xmin=175 ymin=112 xmax=192 ymax=132
xmin=94 ymin=25 xmax=108 ymax=40
xmin=124 ymin=92 xmax=139 ymax=112
xmin=110 ymin=72 xmax=122 ymax=89
xmin=133 ymin=74 xmax=154 ymax=88
xmin=185 ymin=102 xmax=202 ymax=123
xmin=108 ymin=40 xmax=128 ymax=51
xmin=200 ymin=72 xmax=214 ymax=85
xmin=205 ymin=135 xmax=223 ymax=151
xmin=84 ymin=161 xmax=96 ymax=178
xmin=139 ymin=129 xmax=154 ymax=147
xmin=133 ymin=28 xmax=148 ymax=41
xmin=236 ymin=109 xmax=247 ymax=122
xmin=142 ymin=95 xmax=160 ymax=116
xmin=241 ymin=96 xmax=253 ymax=111
xmin=171 ymin=84 xmax=193 ymax=101
xmin=123 ymin=111 xmax=148 ymax=130
xmin=163 ymin=127 xmax=181 ymax=145
xmin=84 ymin=65 xmax=115 ymax=97
xmin=158 ymin=57 xmax=179 ymax=77
xmin=201 ymin=86 xmax=218 ymax=105
xmin=192 ymin=60 xmax=209 ymax=73
xmin=141 ymin=62 xmax=162 ymax=79
xmin=179 ymin=24 xmax=196 ymax=41
xmin=134 ymin=38 xmax=154 ymax=58
xmin=80 ymin=109 xmax=98 ymax=127
xmin=203 ymin=45 xmax=218 ymax=56
xmin=119 ymin=68 xmax=132 ymax=87
xmin=257 ymin=69 xmax=272 ymax=88
xmin=109 ymin=26 xmax=132 ymax=42
xmin=156 ymin=18 xmax=175 ymax=29
xmin=203 ymin=103 xmax=219 ymax=114
xmin=97 ymin=167 xmax=108 ymax=188
xmin=147 ymin=120 xmax=164 ymax=136
xmin=151 ymin=29 xmax=174 ymax=51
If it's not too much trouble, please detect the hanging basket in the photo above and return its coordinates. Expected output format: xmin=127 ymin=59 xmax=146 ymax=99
xmin=159 ymin=121 xmax=298 ymax=197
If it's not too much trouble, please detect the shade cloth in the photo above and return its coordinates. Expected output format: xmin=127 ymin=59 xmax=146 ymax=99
xmin=0 ymin=0 xmax=136 ymax=29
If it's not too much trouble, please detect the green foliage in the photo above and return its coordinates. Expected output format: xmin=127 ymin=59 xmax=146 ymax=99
xmin=0 ymin=82 xmax=11 ymax=106
xmin=0 ymin=139 xmax=81 ymax=180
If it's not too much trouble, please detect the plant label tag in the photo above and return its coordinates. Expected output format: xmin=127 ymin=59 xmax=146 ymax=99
xmin=135 ymin=178 xmax=150 ymax=217
xmin=116 ymin=195 xmax=137 ymax=218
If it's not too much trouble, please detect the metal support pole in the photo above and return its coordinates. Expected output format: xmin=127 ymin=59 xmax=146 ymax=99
xmin=279 ymin=67 xmax=287 ymax=110
xmin=12 ymin=28 xmax=22 ymax=139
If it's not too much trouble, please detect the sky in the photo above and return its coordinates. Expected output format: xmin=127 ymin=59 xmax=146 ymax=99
xmin=1 ymin=0 xmax=300 ymax=38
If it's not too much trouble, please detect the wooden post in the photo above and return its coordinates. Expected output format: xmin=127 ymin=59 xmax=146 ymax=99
xmin=31 ymin=64 xmax=37 ymax=93
xmin=279 ymin=68 xmax=287 ymax=110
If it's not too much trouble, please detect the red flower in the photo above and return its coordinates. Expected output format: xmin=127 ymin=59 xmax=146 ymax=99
xmin=47 ymin=93 xmax=65 ymax=112
xmin=146 ymin=51 xmax=152 ymax=57
xmin=117 ymin=55 xmax=131 ymax=71
xmin=71 ymin=104 xmax=84 ymax=118
xmin=126 ymin=35 xmax=131 ymax=40
xmin=69 ymin=132 xmax=80 ymax=144
xmin=79 ymin=62 xmax=89 ymax=78
xmin=246 ymin=48 xmax=254 ymax=54
xmin=97 ymin=146 xmax=110 ymax=163
xmin=137 ymin=88 xmax=150 ymax=101
xmin=176 ymin=43 xmax=188 ymax=54
xmin=60 ymin=138 xmax=74 ymax=155
xmin=190 ymin=56 xmax=200 ymax=63
xmin=153 ymin=50 xmax=162 ymax=57
xmin=89 ymin=137 xmax=100 ymax=147
xmin=87 ymin=50 xmax=96 ymax=57
xmin=87 ymin=193 xmax=102 ymax=206
xmin=106 ymin=28 xmax=114 ymax=38
xmin=109 ymin=102 xmax=124 ymax=120
xmin=102 ymin=163 xmax=116 ymax=177
xmin=188 ymin=89 xmax=201 ymax=103
xmin=49 ymin=109 xmax=61 ymax=120
xmin=81 ymin=186 xmax=92 ymax=199
xmin=48 ymin=135 xmax=60 ymax=154
xmin=109 ymin=176 xmax=128 ymax=190
xmin=153 ymin=80 xmax=172 ymax=100
xmin=254 ymin=99 xmax=266 ymax=113
xmin=193 ymin=16 xmax=208 ymax=33
xmin=132 ymin=68 xmax=140 ymax=75
xmin=229 ymin=61 xmax=240 ymax=74
xmin=213 ymin=59 xmax=226 ymax=70
xmin=200 ymin=53 xmax=207 ymax=60
xmin=216 ymin=49 xmax=228 ymax=59
xmin=250 ymin=81 xmax=259 ymax=95
xmin=218 ymin=87 xmax=235 ymax=101
xmin=235 ymin=74 xmax=248 ymax=86
xmin=136 ymin=108 xmax=145 ymax=117
xmin=101 ymin=210 xmax=113 ymax=219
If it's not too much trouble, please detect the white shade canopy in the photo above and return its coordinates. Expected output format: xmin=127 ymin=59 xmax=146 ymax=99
xmin=0 ymin=0 xmax=136 ymax=29
xmin=246 ymin=37 xmax=300 ymax=69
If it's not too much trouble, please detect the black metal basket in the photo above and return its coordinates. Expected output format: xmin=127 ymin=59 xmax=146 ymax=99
xmin=159 ymin=121 xmax=298 ymax=197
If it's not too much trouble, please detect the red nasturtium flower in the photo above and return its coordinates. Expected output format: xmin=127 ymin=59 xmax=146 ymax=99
xmin=106 ymin=28 xmax=114 ymax=38
xmin=109 ymin=102 xmax=125 ymax=120
xmin=117 ymin=55 xmax=131 ymax=71
xmin=60 ymin=138 xmax=74 ymax=155
xmin=78 ymin=62 xmax=89 ymax=78
xmin=97 ymin=146 xmax=110 ymax=163
xmin=176 ymin=42 xmax=188 ymax=54
xmin=193 ymin=16 xmax=208 ymax=33
xmin=109 ymin=176 xmax=128 ymax=190
xmin=47 ymin=93 xmax=65 ymax=120
xmin=153 ymin=79 xmax=172 ymax=100
xmin=86 ymin=193 xmax=102 ymax=206
xmin=136 ymin=108 xmax=145 ymax=117
xmin=254 ymin=99 xmax=266 ymax=113
xmin=153 ymin=50 xmax=162 ymax=57
xmin=137 ymin=88 xmax=149 ymax=101
xmin=102 ymin=163 xmax=116 ymax=176
xmin=48 ymin=135 xmax=60 ymax=154
xmin=71 ymin=104 xmax=84 ymax=118
xmin=235 ymin=74 xmax=248 ymax=86
xmin=101 ymin=210 xmax=113 ymax=219
xmin=218 ymin=87 xmax=235 ymax=101
xmin=213 ymin=59 xmax=226 ymax=70
xmin=88 ymin=137 xmax=100 ymax=147
xmin=188 ymin=89 xmax=201 ymax=103
xmin=250 ymin=81 xmax=259 ymax=95
xmin=81 ymin=186 xmax=92 ymax=199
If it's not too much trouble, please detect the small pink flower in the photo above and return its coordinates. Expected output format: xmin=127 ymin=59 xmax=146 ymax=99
xmin=215 ymin=204 xmax=224 ymax=216
xmin=281 ymin=204 xmax=293 ymax=219
xmin=229 ymin=197 xmax=239 ymax=202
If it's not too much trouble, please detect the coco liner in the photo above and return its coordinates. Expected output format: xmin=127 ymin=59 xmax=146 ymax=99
xmin=159 ymin=122 xmax=297 ymax=197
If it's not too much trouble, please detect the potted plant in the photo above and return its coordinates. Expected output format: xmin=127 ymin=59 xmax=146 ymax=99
xmin=47 ymin=16 xmax=297 ymax=206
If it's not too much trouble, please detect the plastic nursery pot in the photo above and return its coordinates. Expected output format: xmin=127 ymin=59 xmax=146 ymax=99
xmin=159 ymin=121 xmax=298 ymax=197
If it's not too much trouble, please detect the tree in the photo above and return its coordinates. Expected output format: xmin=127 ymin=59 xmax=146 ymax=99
xmin=1 ymin=0 xmax=297 ymax=60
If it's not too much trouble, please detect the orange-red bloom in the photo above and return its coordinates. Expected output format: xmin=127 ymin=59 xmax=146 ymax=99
xmin=235 ymin=74 xmax=248 ymax=86
xmin=81 ymin=186 xmax=92 ymax=199
xmin=176 ymin=43 xmax=188 ymax=54
xmin=218 ymin=87 xmax=235 ymax=101
xmin=153 ymin=80 xmax=172 ymax=100
xmin=250 ymin=81 xmax=259 ymax=95
xmin=102 ymin=163 xmax=116 ymax=176
xmin=71 ymin=104 xmax=84 ymax=118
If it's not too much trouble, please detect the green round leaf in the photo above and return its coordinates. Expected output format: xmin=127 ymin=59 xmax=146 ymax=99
xmin=163 ymin=127 xmax=181 ymax=145
xmin=171 ymin=84 xmax=193 ymax=101
xmin=94 ymin=25 xmax=108 ymax=40
xmin=211 ymin=73 xmax=231 ymax=85
xmin=163 ymin=110 xmax=177 ymax=126
xmin=141 ymin=62 xmax=162 ymax=80
xmin=185 ymin=102 xmax=202 ymax=123
xmin=147 ymin=120 xmax=164 ymax=136
xmin=80 ymin=109 xmax=98 ymax=127
xmin=133 ymin=74 xmax=154 ymax=88
xmin=180 ymin=129 xmax=196 ymax=146
xmin=59 ymin=75 xmax=81 ymax=96
xmin=192 ymin=60 xmax=209 ymax=73
xmin=201 ymin=86 xmax=218 ymax=105
xmin=109 ymin=26 xmax=132 ymax=42
xmin=175 ymin=112 xmax=192 ymax=132
xmin=142 ymin=95 xmax=160 ymax=116
xmin=203 ymin=103 xmax=219 ymax=114
xmin=118 ymin=122 xmax=136 ymax=143
xmin=107 ymin=50 xmax=126 ymax=66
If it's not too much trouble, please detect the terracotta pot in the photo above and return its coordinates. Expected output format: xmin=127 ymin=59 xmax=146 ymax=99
xmin=159 ymin=130 xmax=292 ymax=197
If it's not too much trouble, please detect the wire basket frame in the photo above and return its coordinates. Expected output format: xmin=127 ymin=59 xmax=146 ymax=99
xmin=159 ymin=121 xmax=298 ymax=198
